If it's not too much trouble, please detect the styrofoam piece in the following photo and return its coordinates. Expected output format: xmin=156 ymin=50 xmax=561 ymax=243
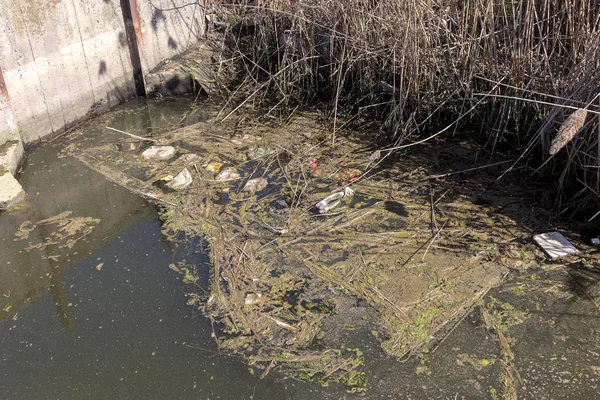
xmin=533 ymin=231 xmax=579 ymax=259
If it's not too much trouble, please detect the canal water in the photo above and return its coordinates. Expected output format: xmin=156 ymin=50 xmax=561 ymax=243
xmin=0 ymin=97 xmax=338 ymax=399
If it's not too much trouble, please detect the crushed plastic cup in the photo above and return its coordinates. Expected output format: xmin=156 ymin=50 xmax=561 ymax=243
xmin=315 ymin=187 xmax=355 ymax=214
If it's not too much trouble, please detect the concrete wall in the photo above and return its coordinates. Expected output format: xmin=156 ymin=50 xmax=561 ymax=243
xmin=0 ymin=0 xmax=205 ymax=146
xmin=135 ymin=0 xmax=206 ymax=75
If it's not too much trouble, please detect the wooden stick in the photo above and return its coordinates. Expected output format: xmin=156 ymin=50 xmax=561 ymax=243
xmin=265 ymin=315 xmax=297 ymax=331
xmin=419 ymin=160 xmax=513 ymax=181
xmin=472 ymin=93 xmax=600 ymax=116
xmin=422 ymin=219 xmax=448 ymax=261
xmin=106 ymin=126 xmax=157 ymax=142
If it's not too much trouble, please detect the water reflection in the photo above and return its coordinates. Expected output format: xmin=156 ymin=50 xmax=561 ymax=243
xmin=49 ymin=268 xmax=74 ymax=330
xmin=0 ymin=142 xmax=156 ymax=324
xmin=0 ymin=97 xmax=337 ymax=400
xmin=0 ymin=96 xmax=207 ymax=324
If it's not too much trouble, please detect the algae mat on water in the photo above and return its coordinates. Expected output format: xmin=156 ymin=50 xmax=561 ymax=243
xmin=14 ymin=211 xmax=100 ymax=252
xmin=65 ymin=111 xmax=540 ymax=389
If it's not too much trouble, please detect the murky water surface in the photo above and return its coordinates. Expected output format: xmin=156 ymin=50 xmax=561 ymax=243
xmin=0 ymin=98 xmax=334 ymax=399
xmin=1 ymin=97 xmax=599 ymax=399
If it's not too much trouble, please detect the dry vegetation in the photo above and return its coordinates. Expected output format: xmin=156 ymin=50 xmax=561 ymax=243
xmin=213 ymin=0 xmax=600 ymax=218
xmin=65 ymin=107 xmax=549 ymax=391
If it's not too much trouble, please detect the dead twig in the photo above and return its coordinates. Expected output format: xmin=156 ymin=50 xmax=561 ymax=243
xmin=106 ymin=126 xmax=158 ymax=142
xmin=422 ymin=219 xmax=448 ymax=261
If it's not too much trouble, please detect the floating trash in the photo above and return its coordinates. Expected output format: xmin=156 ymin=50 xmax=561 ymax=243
xmin=244 ymin=292 xmax=263 ymax=304
xmin=533 ymin=232 xmax=579 ymax=259
xmin=248 ymin=147 xmax=276 ymax=159
xmin=141 ymin=145 xmax=176 ymax=161
xmin=166 ymin=168 xmax=193 ymax=191
xmin=243 ymin=177 xmax=268 ymax=192
xmin=315 ymin=187 xmax=355 ymax=214
xmin=216 ymin=168 xmax=241 ymax=181
xmin=205 ymin=161 xmax=223 ymax=172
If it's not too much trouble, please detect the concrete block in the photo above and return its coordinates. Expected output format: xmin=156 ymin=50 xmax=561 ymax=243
xmin=0 ymin=172 xmax=26 ymax=209
xmin=0 ymin=0 xmax=206 ymax=145
xmin=0 ymin=140 xmax=24 ymax=176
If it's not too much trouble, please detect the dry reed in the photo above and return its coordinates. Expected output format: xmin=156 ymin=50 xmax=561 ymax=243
xmin=215 ymin=0 xmax=600 ymax=217
xmin=549 ymin=109 xmax=588 ymax=156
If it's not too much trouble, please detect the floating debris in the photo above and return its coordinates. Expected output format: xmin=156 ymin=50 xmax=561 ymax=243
xmin=14 ymin=211 xmax=101 ymax=251
xmin=216 ymin=168 xmax=241 ymax=181
xmin=166 ymin=168 xmax=193 ymax=191
xmin=205 ymin=161 xmax=223 ymax=172
xmin=231 ymin=134 xmax=261 ymax=145
xmin=141 ymin=146 xmax=176 ymax=161
xmin=248 ymin=148 xmax=276 ymax=159
xmin=243 ymin=177 xmax=268 ymax=192
xmin=533 ymin=232 xmax=579 ymax=259
xmin=315 ymin=187 xmax=355 ymax=214
xmin=175 ymin=153 xmax=201 ymax=165
xmin=68 ymin=112 xmax=524 ymax=388
xmin=244 ymin=292 xmax=263 ymax=304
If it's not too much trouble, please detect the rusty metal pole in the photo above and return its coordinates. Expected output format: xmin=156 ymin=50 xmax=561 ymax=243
xmin=120 ymin=0 xmax=146 ymax=97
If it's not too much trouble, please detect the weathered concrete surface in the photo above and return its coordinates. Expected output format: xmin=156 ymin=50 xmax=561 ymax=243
xmin=0 ymin=1 xmax=138 ymax=145
xmin=134 ymin=0 xmax=206 ymax=80
xmin=0 ymin=68 xmax=20 ymax=146
xmin=0 ymin=140 xmax=25 ymax=208
xmin=0 ymin=173 xmax=25 ymax=209
xmin=0 ymin=0 xmax=206 ymax=146
xmin=0 ymin=140 xmax=24 ymax=176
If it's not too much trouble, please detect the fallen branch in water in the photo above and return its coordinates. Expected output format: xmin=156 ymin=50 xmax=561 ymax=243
xmin=418 ymin=160 xmax=514 ymax=181
xmin=106 ymin=126 xmax=158 ymax=142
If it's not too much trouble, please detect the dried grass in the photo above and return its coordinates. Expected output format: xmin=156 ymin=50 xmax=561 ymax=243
xmin=549 ymin=109 xmax=588 ymax=156
xmin=213 ymin=0 xmax=600 ymax=217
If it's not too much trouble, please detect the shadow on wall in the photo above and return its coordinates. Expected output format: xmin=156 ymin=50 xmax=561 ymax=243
xmin=149 ymin=2 xmax=204 ymax=48
xmin=98 ymin=60 xmax=107 ymax=76
xmin=86 ymin=82 xmax=131 ymax=116
xmin=118 ymin=31 xmax=127 ymax=47
xmin=152 ymin=8 xmax=181 ymax=50
xmin=152 ymin=8 xmax=166 ymax=32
